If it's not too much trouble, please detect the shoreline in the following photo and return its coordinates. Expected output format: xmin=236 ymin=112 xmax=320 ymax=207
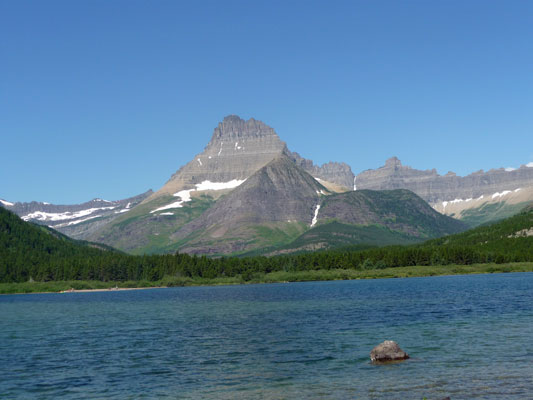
xmin=59 ymin=286 xmax=165 ymax=294
xmin=1 ymin=262 xmax=533 ymax=295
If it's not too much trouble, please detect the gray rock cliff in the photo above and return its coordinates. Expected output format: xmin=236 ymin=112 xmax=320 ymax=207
xmin=171 ymin=155 xmax=326 ymax=254
xmin=150 ymin=115 xmax=288 ymax=198
xmin=149 ymin=115 xmax=355 ymax=200
xmin=285 ymin=150 xmax=355 ymax=190
xmin=356 ymin=157 xmax=533 ymax=203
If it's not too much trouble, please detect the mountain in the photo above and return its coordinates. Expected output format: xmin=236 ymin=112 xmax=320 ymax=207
xmin=168 ymin=155 xmax=327 ymax=255
xmin=249 ymin=189 xmax=467 ymax=255
xmin=285 ymin=150 xmax=355 ymax=191
xmin=148 ymin=115 xmax=288 ymax=200
xmin=356 ymin=157 xmax=533 ymax=225
xmin=159 ymin=161 xmax=465 ymax=256
xmin=6 ymin=116 xmax=482 ymax=256
xmin=0 ymin=207 xmax=116 ymax=282
xmin=432 ymin=186 xmax=533 ymax=227
xmin=89 ymin=117 xmax=468 ymax=255
xmin=88 ymin=116 xmax=356 ymax=254
xmin=0 ymin=190 xmax=153 ymax=240
xmin=427 ymin=203 xmax=533 ymax=248
xmin=147 ymin=115 xmax=354 ymax=201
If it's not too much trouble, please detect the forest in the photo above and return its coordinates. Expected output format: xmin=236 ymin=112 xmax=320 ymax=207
xmin=1 ymin=206 xmax=533 ymax=284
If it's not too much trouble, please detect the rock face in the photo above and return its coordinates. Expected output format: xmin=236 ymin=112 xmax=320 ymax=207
xmin=170 ymin=179 xmax=466 ymax=255
xmin=285 ymin=150 xmax=355 ymax=190
xmin=172 ymin=155 xmax=326 ymax=254
xmin=149 ymin=115 xmax=356 ymax=201
xmin=1 ymin=190 xmax=153 ymax=239
xmin=318 ymin=189 xmax=467 ymax=239
xmin=83 ymin=115 xmax=357 ymax=254
xmin=370 ymin=340 xmax=410 ymax=363
xmin=149 ymin=115 xmax=288 ymax=199
xmin=356 ymin=157 xmax=533 ymax=204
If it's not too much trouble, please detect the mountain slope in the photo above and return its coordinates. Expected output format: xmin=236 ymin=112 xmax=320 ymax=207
xmin=0 ymin=190 xmax=153 ymax=240
xmin=0 ymin=207 xmax=115 ymax=282
xmin=88 ymin=115 xmax=354 ymax=254
xmin=170 ymin=155 xmax=328 ymax=255
xmin=250 ymin=189 xmax=467 ymax=255
xmin=428 ymin=203 xmax=533 ymax=247
xmin=88 ymin=193 xmax=215 ymax=254
xmin=148 ymin=115 xmax=288 ymax=200
xmin=317 ymin=189 xmax=467 ymax=238
xmin=285 ymin=149 xmax=355 ymax=190
xmin=147 ymin=115 xmax=355 ymax=203
xmin=356 ymin=157 xmax=533 ymax=204
xmin=431 ymin=186 xmax=533 ymax=227
xmin=356 ymin=157 xmax=533 ymax=226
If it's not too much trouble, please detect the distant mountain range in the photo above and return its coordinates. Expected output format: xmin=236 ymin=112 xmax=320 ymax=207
xmin=85 ymin=116 xmax=464 ymax=255
xmin=2 ymin=115 xmax=531 ymax=255
xmin=356 ymin=157 xmax=533 ymax=226
xmin=0 ymin=191 xmax=152 ymax=239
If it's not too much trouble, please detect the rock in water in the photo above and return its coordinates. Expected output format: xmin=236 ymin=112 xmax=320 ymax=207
xmin=370 ymin=340 xmax=409 ymax=363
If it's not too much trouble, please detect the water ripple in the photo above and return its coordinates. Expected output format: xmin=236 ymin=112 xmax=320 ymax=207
xmin=1 ymin=273 xmax=532 ymax=399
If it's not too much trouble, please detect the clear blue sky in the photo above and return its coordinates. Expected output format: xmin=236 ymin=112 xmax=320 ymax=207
xmin=2 ymin=0 xmax=533 ymax=204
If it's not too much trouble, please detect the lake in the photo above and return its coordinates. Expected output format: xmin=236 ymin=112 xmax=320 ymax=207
xmin=1 ymin=273 xmax=532 ymax=399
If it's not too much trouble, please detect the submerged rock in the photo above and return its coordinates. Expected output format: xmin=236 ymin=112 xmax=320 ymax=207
xmin=370 ymin=340 xmax=409 ymax=363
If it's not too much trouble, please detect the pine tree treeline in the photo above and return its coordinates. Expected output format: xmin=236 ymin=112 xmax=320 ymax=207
xmin=1 ymin=206 xmax=533 ymax=283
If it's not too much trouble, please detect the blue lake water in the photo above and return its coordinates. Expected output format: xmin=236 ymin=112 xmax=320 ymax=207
xmin=1 ymin=273 xmax=533 ymax=399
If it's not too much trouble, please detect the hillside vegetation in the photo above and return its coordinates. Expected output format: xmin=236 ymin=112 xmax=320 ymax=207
xmin=1 ymin=206 xmax=533 ymax=287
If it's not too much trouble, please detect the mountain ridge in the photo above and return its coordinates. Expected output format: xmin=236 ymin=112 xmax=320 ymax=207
xmin=146 ymin=115 xmax=355 ymax=204
xmin=0 ymin=190 xmax=153 ymax=240
xmin=356 ymin=157 xmax=533 ymax=204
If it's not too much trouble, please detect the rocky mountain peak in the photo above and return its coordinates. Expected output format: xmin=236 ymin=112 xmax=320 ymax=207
xmin=210 ymin=115 xmax=279 ymax=143
xmin=385 ymin=156 xmax=402 ymax=167
xmin=285 ymin=150 xmax=355 ymax=191
xmin=150 ymin=115 xmax=287 ymax=198
xmin=170 ymin=154 xmax=327 ymax=255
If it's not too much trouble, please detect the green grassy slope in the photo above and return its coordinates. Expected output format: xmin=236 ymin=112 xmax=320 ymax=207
xmin=88 ymin=194 xmax=215 ymax=254
xmin=243 ymin=221 xmax=421 ymax=256
xmin=459 ymin=201 xmax=532 ymax=227
xmin=243 ymin=189 xmax=467 ymax=256
xmin=429 ymin=204 xmax=533 ymax=247
xmin=319 ymin=189 xmax=468 ymax=238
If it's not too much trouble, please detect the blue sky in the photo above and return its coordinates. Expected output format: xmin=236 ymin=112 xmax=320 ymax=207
xmin=2 ymin=0 xmax=533 ymax=204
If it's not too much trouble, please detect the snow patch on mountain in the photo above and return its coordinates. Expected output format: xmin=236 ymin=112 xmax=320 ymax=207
xmin=94 ymin=198 xmax=113 ymax=203
xmin=151 ymin=190 xmax=193 ymax=213
xmin=151 ymin=179 xmax=246 ymax=213
xmin=53 ymin=215 xmax=103 ymax=228
xmin=437 ymin=188 xmax=523 ymax=210
xmin=311 ymin=204 xmax=321 ymax=227
xmin=22 ymin=207 xmax=116 ymax=222
xmin=195 ymin=179 xmax=246 ymax=191
xmin=492 ymin=190 xmax=513 ymax=199
xmin=0 ymin=199 xmax=14 ymax=206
